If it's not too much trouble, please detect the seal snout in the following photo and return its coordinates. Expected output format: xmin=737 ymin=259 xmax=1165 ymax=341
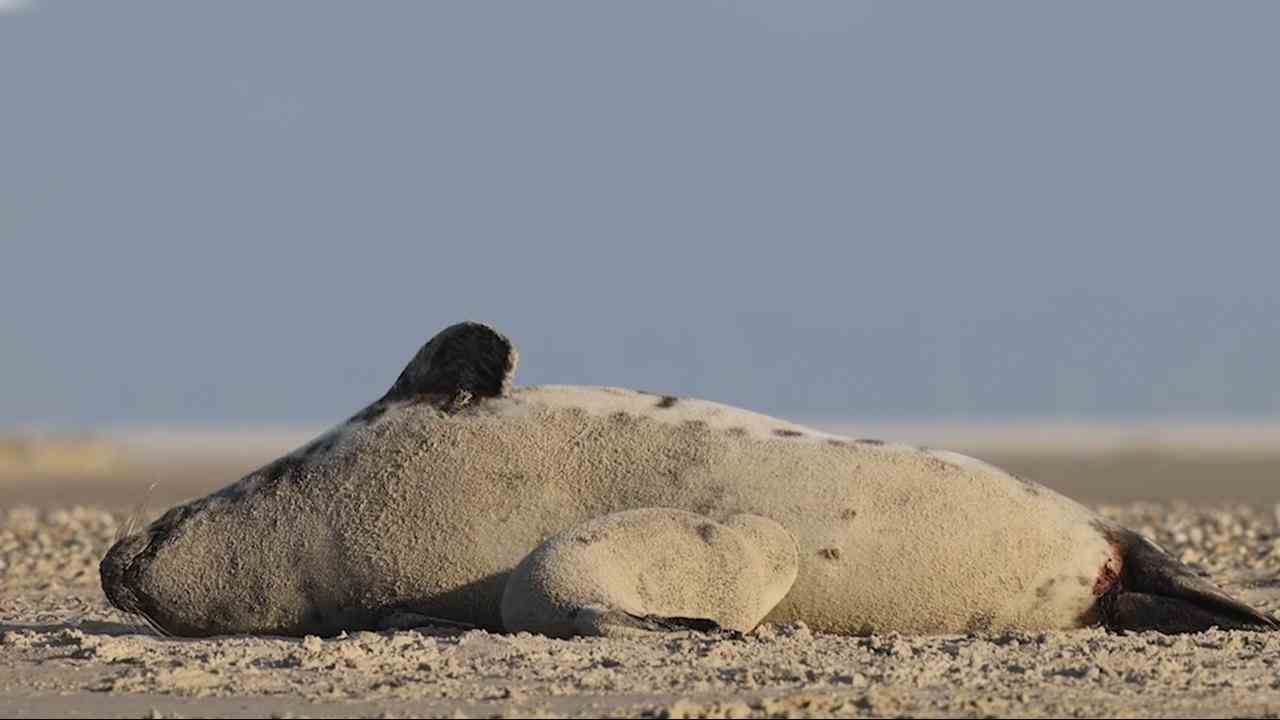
xmin=99 ymin=532 xmax=150 ymax=615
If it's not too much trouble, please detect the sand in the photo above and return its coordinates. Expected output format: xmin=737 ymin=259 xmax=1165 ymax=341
xmin=2 ymin=428 xmax=1280 ymax=718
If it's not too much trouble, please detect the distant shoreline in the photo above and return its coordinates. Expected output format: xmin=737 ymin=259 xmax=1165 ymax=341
xmin=6 ymin=418 xmax=1280 ymax=460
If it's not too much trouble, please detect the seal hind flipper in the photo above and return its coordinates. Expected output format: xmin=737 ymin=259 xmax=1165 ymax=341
xmin=1099 ymin=591 xmax=1277 ymax=634
xmin=1097 ymin=524 xmax=1279 ymax=633
xmin=384 ymin=321 xmax=518 ymax=401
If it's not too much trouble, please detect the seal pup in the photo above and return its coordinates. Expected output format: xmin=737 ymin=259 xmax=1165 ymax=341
xmin=501 ymin=508 xmax=798 ymax=638
xmin=100 ymin=321 xmax=1277 ymax=637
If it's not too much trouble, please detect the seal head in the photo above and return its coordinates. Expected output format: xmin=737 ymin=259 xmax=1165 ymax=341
xmin=100 ymin=321 xmax=518 ymax=636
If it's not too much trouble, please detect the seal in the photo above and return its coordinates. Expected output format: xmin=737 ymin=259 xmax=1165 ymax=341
xmin=501 ymin=508 xmax=799 ymax=638
xmin=100 ymin=321 xmax=1278 ymax=637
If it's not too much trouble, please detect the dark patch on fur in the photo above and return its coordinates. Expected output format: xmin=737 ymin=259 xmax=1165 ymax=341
xmin=384 ymin=322 xmax=517 ymax=403
xmin=919 ymin=451 xmax=959 ymax=472
xmin=692 ymin=485 xmax=730 ymax=519
xmin=316 ymin=435 xmax=337 ymax=455
xmin=350 ymin=403 xmax=387 ymax=425
xmin=818 ymin=547 xmax=842 ymax=561
xmin=656 ymin=395 xmax=678 ymax=409
xmin=1011 ymin=472 xmax=1043 ymax=496
xmin=839 ymin=508 xmax=858 ymax=521
xmin=727 ymin=427 xmax=749 ymax=437
xmin=1090 ymin=519 xmax=1130 ymax=549
xmin=149 ymin=505 xmax=191 ymax=536
xmin=855 ymin=438 xmax=885 ymax=446
xmin=443 ymin=389 xmax=473 ymax=415
xmin=1077 ymin=575 xmax=1092 ymax=587
xmin=827 ymin=439 xmax=851 ymax=448
xmin=1035 ymin=577 xmax=1058 ymax=600
xmin=664 ymin=468 xmax=684 ymax=486
xmin=305 ymin=607 xmax=331 ymax=629
xmin=260 ymin=455 xmax=307 ymax=486
xmin=774 ymin=428 xmax=804 ymax=438
xmin=697 ymin=523 xmax=717 ymax=543
xmin=965 ymin=612 xmax=994 ymax=634
xmin=301 ymin=434 xmax=337 ymax=459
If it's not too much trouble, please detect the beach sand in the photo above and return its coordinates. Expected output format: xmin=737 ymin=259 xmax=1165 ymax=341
xmin=2 ymin=426 xmax=1279 ymax=718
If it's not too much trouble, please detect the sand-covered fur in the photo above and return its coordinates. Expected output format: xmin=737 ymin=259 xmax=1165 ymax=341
xmin=102 ymin=389 xmax=1113 ymax=636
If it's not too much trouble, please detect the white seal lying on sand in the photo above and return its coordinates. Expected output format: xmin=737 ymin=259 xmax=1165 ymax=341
xmin=101 ymin=322 xmax=1277 ymax=637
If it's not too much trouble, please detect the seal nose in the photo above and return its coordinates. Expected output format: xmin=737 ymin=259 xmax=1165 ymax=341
xmin=100 ymin=532 xmax=150 ymax=615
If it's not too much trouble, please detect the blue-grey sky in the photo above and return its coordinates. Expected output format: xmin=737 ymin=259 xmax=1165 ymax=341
xmin=3 ymin=1 xmax=1278 ymax=426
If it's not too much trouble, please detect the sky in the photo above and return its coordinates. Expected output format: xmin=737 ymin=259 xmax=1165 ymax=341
xmin=2 ymin=1 xmax=1279 ymax=427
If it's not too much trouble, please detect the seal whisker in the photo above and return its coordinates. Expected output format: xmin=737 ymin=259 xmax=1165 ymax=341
xmin=138 ymin=609 xmax=170 ymax=637
xmin=115 ymin=480 xmax=159 ymax=545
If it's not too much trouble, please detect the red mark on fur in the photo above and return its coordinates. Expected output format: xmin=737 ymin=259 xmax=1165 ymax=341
xmin=1093 ymin=544 xmax=1123 ymax=596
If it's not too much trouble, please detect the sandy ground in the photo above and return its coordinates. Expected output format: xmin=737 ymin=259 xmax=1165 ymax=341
xmin=2 ymin=427 xmax=1280 ymax=718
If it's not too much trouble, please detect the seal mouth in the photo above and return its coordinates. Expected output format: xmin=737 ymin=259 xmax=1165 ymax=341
xmin=1094 ymin=523 xmax=1278 ymax=634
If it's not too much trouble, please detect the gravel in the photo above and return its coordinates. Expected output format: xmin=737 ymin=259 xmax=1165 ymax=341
xmin=2 ymin=502 xmax=1279 ymax=718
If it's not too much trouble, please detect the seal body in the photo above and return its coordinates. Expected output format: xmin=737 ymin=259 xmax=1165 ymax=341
xmin=100 ymin=322 xmax=1277 ymax=637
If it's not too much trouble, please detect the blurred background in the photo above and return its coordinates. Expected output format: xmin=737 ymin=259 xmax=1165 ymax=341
xmin=2 ymin=1 xmax=1278 ymax=505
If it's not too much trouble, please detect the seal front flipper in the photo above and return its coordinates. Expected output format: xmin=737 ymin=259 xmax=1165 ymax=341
xmin=563 ymin=607 xmax=735 ymax=638
xmin=620 ymin=612 xmax=746 ymax=640
xmin=622 ymin=613 xmax=726 ymax=634
xmin=500 ymin=508 xmax=799 ymax=639
xmin=349 ymin=321 xmax=518 ymax=423
xmin=384 ymin=321 xmax=518 ymax=402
